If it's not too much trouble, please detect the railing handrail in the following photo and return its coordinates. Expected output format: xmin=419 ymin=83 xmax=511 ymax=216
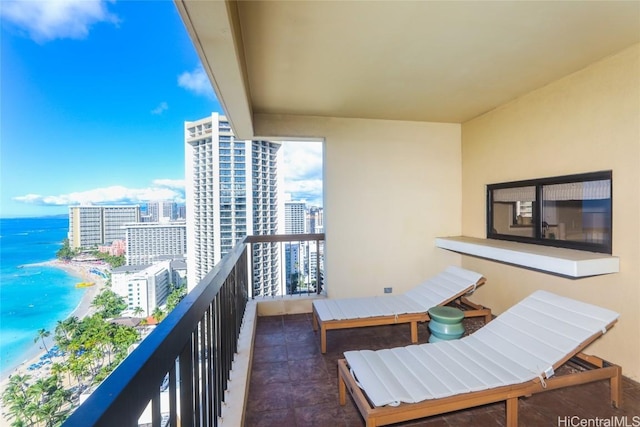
xmin=63 ymin=242 xmax=249 ymax=426
xmin=244 ymin=233 xmax=325 ymax=244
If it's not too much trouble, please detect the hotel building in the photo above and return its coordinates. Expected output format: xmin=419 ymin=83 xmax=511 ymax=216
xmin=68 ymin=205 xmax=140 ymax=250
xmin=284 ymin=201 xmax=306 ymax=293
xmin=111 ymin=261 xmax=173 ymax=317
xmin=309 ymin=206 xmax=324 ymax=234
xmin=285 ymin=201 xmax=307 ymax=234
xmin=123 ymin=221 xmax=187 ymax=266
xmin=184 ymin=113 xmax=284 ymax=295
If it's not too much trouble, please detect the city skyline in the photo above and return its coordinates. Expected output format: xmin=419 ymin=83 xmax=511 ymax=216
xmin=0 ymin=0 xmax=322 ymax=219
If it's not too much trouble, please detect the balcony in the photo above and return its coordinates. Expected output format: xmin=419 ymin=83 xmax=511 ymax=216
xmin=62 ymin=233 xmax=325 ymax=426
xmin=244 ymin=314 xmax=640 ymax=427
xmin=62 ymin=232 xmax=639 ymax=426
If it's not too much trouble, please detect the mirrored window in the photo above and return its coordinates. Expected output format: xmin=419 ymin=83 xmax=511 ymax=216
xmin=487 ymin=171 xmax=612 ymax=253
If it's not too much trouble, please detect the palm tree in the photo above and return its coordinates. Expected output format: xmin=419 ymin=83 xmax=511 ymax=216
xmin=133 ymin=306 xmax=144 ymax=317
xmin=67 ymin=355 xmax=89 ymax=388
xmin=152 ymin=306 xmax=165 ymax=323
xmin=34 ymin=328 xmax=51 ymax=355
xmin=55 ymin=316 xmax=79 ymax=339
xmin=166 ymin=283 xmax=187 ymax=311
xmin=25 ymin=375 xmax=70 ymax=427
xmin=26 ymin=377 xmax=47 ymax=406
xmin=50 ymin=362 xmax=71 ymax=387
xmin=2 ymin=374 xmax=34 ymax=426
xmin=91 ymin=289 xmax=126 ymax=318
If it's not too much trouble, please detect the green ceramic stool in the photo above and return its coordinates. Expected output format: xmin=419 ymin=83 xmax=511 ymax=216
xmin=428 ymin=306 xmax=465 ymax=343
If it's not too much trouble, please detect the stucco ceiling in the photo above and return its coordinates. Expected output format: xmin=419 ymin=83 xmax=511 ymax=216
xmin=176 ymin=0 xmax=640 ymax=138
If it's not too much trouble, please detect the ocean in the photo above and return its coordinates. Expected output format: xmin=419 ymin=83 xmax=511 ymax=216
xmin=0 ymin=216 xmax=84 ymax=378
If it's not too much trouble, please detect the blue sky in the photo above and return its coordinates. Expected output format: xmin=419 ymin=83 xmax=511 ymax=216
xmin=0 ymin=0 xmax=322 ymax=218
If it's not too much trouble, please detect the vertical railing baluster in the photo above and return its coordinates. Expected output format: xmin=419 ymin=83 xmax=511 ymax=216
xmin=169 ymin=368 xmax=177 ymax=427
xmin=281 ymin=241 xmax=285 ymax=295
xmin=211 ymin=296 xmax=218 ymax=427
xmin=179 ymin=338 xmax=194 ymax=427
xmin=221 ymin=278 xmax=230 ymax=392
xmin=220 ymin=293 xmax=225 ymax=425
xmin=205 ymin=305 xmax=214 ymax=426
xmin=215 ymin=293 xmax=222 ymax=421
xmin=151 ymin=391 xmax=161 ymax=427
xmin=233 ymin=266 xmax=238 ymax=356
xmin=249 ymin=244 xmax=255 ymax=298
xmin=199 ymin=308 xmax=209 ymax=425
xmin=193 ymin=326 xmax=202 ymax=427
xmin=316 ymin=238 xmax=321 ymax=294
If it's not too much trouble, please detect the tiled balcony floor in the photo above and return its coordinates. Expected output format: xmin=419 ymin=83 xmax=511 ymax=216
xmin=245 ymin=313 xmax=640 ymax=427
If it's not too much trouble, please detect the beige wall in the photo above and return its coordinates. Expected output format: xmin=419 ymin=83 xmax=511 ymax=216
xmin=461 ymin=44 xmax=640 ymax=380
xmin=255 ymin=114 xmax=463 ymax=299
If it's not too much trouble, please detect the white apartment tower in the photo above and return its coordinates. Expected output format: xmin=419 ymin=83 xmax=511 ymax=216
xmin=111 ymin=262 xmax=172 ymax=317
xmin=285 ymin=201 xmax=307 ymax=234
xmin=184 ymin=113 xmax=284 ymax=295
xmin=284 ymin=201 xmax=306 ymax=293
xmin=68 ymin=205 xmax=140 ymax=250
xmin=124 ymin=222 xmax=187 ymax=265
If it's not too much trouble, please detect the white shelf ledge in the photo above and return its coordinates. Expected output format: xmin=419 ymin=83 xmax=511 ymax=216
xmin=435 ymin=236 xmax=619 ymax=278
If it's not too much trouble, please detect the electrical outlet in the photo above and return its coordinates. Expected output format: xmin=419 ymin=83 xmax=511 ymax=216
xmin=384 ymin=287 xmax=392 ymax=294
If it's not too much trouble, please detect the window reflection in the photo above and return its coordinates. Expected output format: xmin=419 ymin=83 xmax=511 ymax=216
xmin=541 ymin=180 xmax=611 ymax=245
xmin=490 ymin=186 xmax=535 ymax=238
xmin=487 ymin=172 xmax=612 ymax=253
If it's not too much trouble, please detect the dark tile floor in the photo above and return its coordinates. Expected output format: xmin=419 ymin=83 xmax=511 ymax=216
xmin=245 ymin=313 xmax=640 ymax=427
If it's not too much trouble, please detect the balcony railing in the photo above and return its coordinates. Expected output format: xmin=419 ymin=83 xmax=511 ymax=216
xmin=61 ymin=233 xmax=324 ymax=426
xmin=62 ymin=242 xmax=248 ymax=427
xmin=245 ymin=233 xmax=325 ymax=298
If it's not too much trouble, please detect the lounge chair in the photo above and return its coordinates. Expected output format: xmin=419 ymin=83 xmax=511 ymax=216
xmin=312 ymin=266 xmax=490 ymax=353
xmin=338 ymin=290 xmax=621 ymax=427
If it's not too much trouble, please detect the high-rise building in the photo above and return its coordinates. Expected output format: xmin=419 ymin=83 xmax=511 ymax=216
xmin=285 ymin=201 xmax=307 ymax=234
xmin=308 ymin=239 xmax=324 ymax=290
xmin=124 ymin=222 xmax=187 ymax=265
xmin=309 ymin=206 xmax=324 ymax=234
xmin=143 ymin=200 xmax=178 ymax=223
xmin=184 ymin=113 xmax=284 ymax=295
xmin=111 ymin=261 xmax=173 ymax=317
xmin=68 ymin=205 xmax=140 ymax=250
xmin=284 ymin=201 xmax=307 ymax=293
xmin=176 ymin=205 xmax=186 ymax=220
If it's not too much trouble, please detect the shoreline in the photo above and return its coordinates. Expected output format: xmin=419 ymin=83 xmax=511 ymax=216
xmin=0 ymin=260 xmax=107 ymax=384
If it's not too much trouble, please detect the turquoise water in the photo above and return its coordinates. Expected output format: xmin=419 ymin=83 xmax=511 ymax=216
xmin=0 ymin=217 xmax=84 ymax=377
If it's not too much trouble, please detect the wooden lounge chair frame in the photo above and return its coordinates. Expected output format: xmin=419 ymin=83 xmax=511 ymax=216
xmin=312 ymin=285 xmax=491 ymax=354
xmin=338 ymin=322 xmax=621 ymax=427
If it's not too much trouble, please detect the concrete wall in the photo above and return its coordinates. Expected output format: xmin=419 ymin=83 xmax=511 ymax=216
xmin=255 ymin=115 xmax=463 ymax=299
xmin=460 ymin=44 xmax=640 ymax=380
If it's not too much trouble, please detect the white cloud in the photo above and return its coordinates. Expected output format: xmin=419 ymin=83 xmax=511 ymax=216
xmin=12 ymin=142 xmax=325 ymax=209
xmin=1 ymin=0 xmax=119 ymax=42
xmin=13 ymin=181 xmax=185 ymax=207
xmin=281 ymin=141 xmax=323 ymax=206
xmin=152 ymin=178 xmax=184 ymax=190
xmin=151 ymin=101 xmax=169 ymax=115
xmin=178 ymin=66 xmax=214 ymax=98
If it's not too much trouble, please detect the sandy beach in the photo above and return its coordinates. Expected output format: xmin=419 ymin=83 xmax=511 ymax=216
xmin=37 ymin=259 xmax=107 ymax=322
xmin=0 ymin=259 xmax=108 ymax=422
